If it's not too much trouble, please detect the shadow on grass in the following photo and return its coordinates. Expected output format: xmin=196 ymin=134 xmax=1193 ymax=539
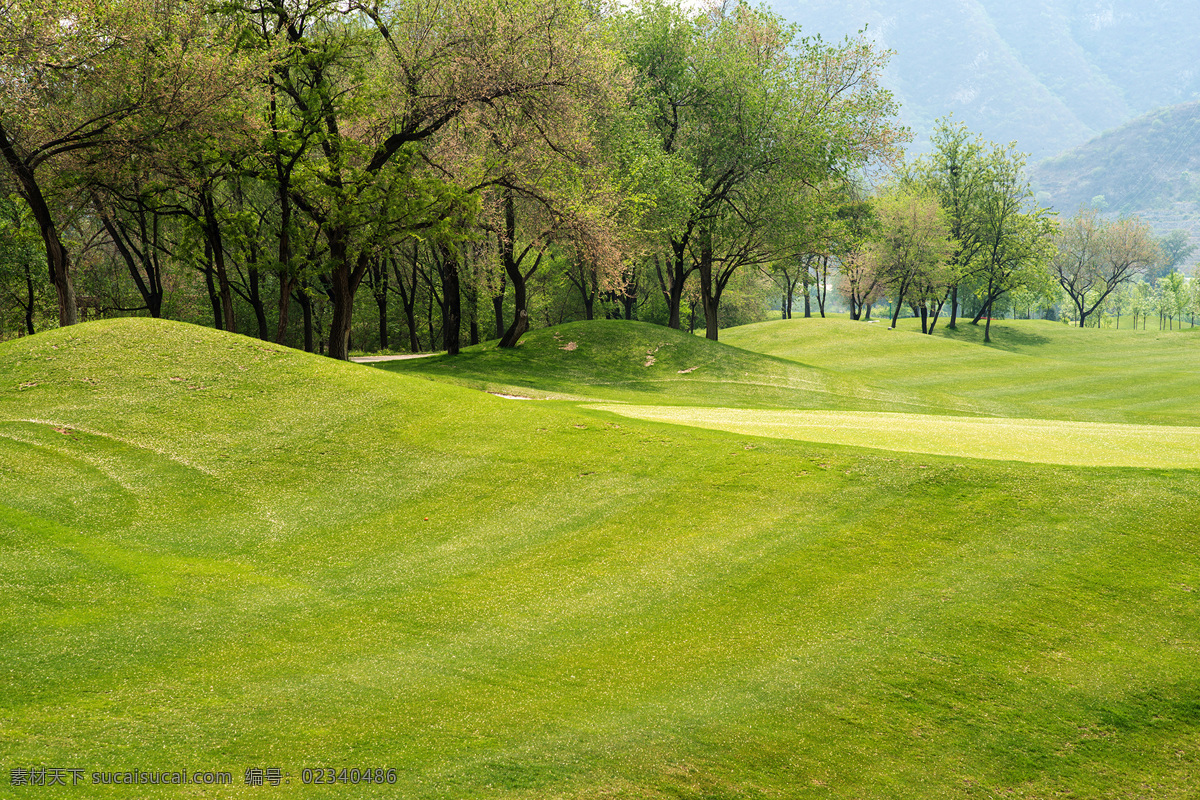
xmin=933 ymin=321 xmax=1052 ymax=352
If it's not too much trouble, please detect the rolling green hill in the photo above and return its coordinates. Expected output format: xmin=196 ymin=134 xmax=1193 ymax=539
xmin=3 ymin=317 xmax=1200 ymax=798
xmin=378 ymin=320 xmax=973 ymax=415
xmin=720 ymin=316 xmax=1200 ymax=426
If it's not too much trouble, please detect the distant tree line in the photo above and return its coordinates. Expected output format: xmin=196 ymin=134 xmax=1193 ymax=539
xmin=785 ymin=118 xmax=1196 ymax=341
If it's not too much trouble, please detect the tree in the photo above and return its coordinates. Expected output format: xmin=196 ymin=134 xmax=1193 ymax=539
xmin=908 ymin=118 xmax=992 ymax=330
xmin=617 ymin=0 xmax=903 ymax=339
xmin=246 ymin=0 xmax=619 ymax=360
xmin=0 ymin=0 xmax=253 ymax=327
xmin=1152 ymin=229 xmax=1195 ymax=279
xmin=963 ymin=146 xmax=1057 ymax=342
xmin=909 ymin=119 xmax=1056 ymax=338
xmin=1051 ymin=208 xmax=1159 ymax=328
xmin=836 ymin=250 xmax=880 ymax=321
xmin=1158 ymin=271 xmax=1189 ymax=330
xmin=859 ymin=187 xmax=954 ymax=331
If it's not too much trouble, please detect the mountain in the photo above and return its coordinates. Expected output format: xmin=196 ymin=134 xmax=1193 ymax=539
xmin=1028 ymin=101 xmax=1200 ymax=264
xmin=775 ymin=0 xmax=1200 ymax=161
xmin=1030 ymin=101 xmax=1200 ymax=213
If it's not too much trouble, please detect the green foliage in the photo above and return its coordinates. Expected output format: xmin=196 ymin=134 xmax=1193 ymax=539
xmin=908 ymin=118 xmax=1057 ymax=340
xmin=861 ymin=186 xmax=954 ymax=328
xmin=1154 ymin=229 xmax=1196 ymax=278
xmin=612 ymin=0 xmax=903 ymax=337
xmin=0 ymin=194 xmax=53 ymax=336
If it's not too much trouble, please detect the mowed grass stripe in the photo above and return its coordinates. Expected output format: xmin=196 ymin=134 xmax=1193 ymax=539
xmin=589 ymin=405 xmax=1200 ymax=468
xmin=721 ymin=316 xmax=1200 ymax=425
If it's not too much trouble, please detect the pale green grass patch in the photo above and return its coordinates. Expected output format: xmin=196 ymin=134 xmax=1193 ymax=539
xmin=589 ymin=405 xmax=1200 ymax=468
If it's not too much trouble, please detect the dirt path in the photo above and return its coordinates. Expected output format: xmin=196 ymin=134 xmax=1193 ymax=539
xmin=350 ymin=353 xmax=439 ymax=363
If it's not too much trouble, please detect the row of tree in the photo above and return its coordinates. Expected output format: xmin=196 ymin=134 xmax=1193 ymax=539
xmin=0 ymin=0 xmax=905 ymax=355
xmin=771 ymin=119 xmax=1176 ymax=344
xmin=3 ymin=0 xmax=1189 ymax=351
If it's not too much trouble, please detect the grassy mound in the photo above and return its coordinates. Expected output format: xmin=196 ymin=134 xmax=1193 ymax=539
xmin=723 ymin=316 xmax=1200 ymax=425
xmin=382 ymin=319 xmax=975 ymax=415
xmin=3 ymin=318 xmax=1200 ymax=798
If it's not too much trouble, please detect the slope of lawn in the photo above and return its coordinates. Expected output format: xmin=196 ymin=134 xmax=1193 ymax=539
xmin=722 ymin=316 xmax=1200 ymax=425
xmin=380 ymin=320 xmax=978 ymax=415
xmin=2 ymin=318 xmax=1200 ymax=799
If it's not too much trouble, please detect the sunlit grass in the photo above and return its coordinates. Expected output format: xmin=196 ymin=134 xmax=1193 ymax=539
xmin=588 ymin=405 xmax=1200 ymax=467
xmin=722 ymin=315 xmax=1200 ymax=425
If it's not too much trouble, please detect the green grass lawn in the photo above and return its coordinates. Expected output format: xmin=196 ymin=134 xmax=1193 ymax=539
xmin=586 ymin=406 xmax=1200 ymax=468
xmin=2 ymin=317 xmax=1199 ymax=798
xmin=721 ymin=315 xmax=1200 ymax=425
xmin=380 ymin=320 xmax=977 ymax=415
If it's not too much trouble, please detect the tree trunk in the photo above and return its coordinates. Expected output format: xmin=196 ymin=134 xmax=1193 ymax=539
xmin=492 ymin=292 xmax=506 ymax=339
xmin=659 ymin=235 xmax=693 ymax=330
xmin=890 ymin=277 xmax=911 ymax=329
xmin=391 ymin=253 xmax=421 ymax=352
xmin=947 ymin=284 xmax=959 ymax=329
xmin=498 ymin=266 xmax=530 ymax=347
xmin=0 ymin=120 xmax=78 ymax=327
xmin=273 ymin=139 xmax=295 ymax=346
xmin=817 ymin=256 xmax=828 ymax=317
xmin=376 ymin=291 xmax=389 ymax=350
xmin=248 ymin=264 xmax=270 ymax=341
xmin=698 ymin=228 xmax=719 ymax=341
xmin=498 ymin=190 xmax=535 ymax=348
xmin=202 ymin=240 xmax=223 ymax=330
xmin=200 ymin=189 xmax=235 ymax=333
xmin=927 ymin=289 xmax=949 ymax=334
xmin=96 ymin=207 xmax=164 ymax=318
xmin=23 ymin=260 xmax=35 ymax=335
xmin=325 ymin=231 xmax=368 ymax=360
xmin=367 ymin=258 xmax=389 ymax=351
xmin=327 ymin=260 xmax=355 ymax=360
xmin=439 ymin=243 xmax=461 ymax=356
xmin=276 ymin=272 xmax=295 ymax=345
xmin=297 ymin=283 xmax=314 ymax=352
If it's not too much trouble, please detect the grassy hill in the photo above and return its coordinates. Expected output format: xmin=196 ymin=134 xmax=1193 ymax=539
xmin=721 ymin=316 xmax=1200 ymax=426
xmin=378 ymin=320 xmax=971 ymax=415
xmin=3 ymin=317 xmax=1200 ymax=798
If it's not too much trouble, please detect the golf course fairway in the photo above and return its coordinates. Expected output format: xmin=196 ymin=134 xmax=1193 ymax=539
xmin=587 ymin=406 xmax=1200 ymax=468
